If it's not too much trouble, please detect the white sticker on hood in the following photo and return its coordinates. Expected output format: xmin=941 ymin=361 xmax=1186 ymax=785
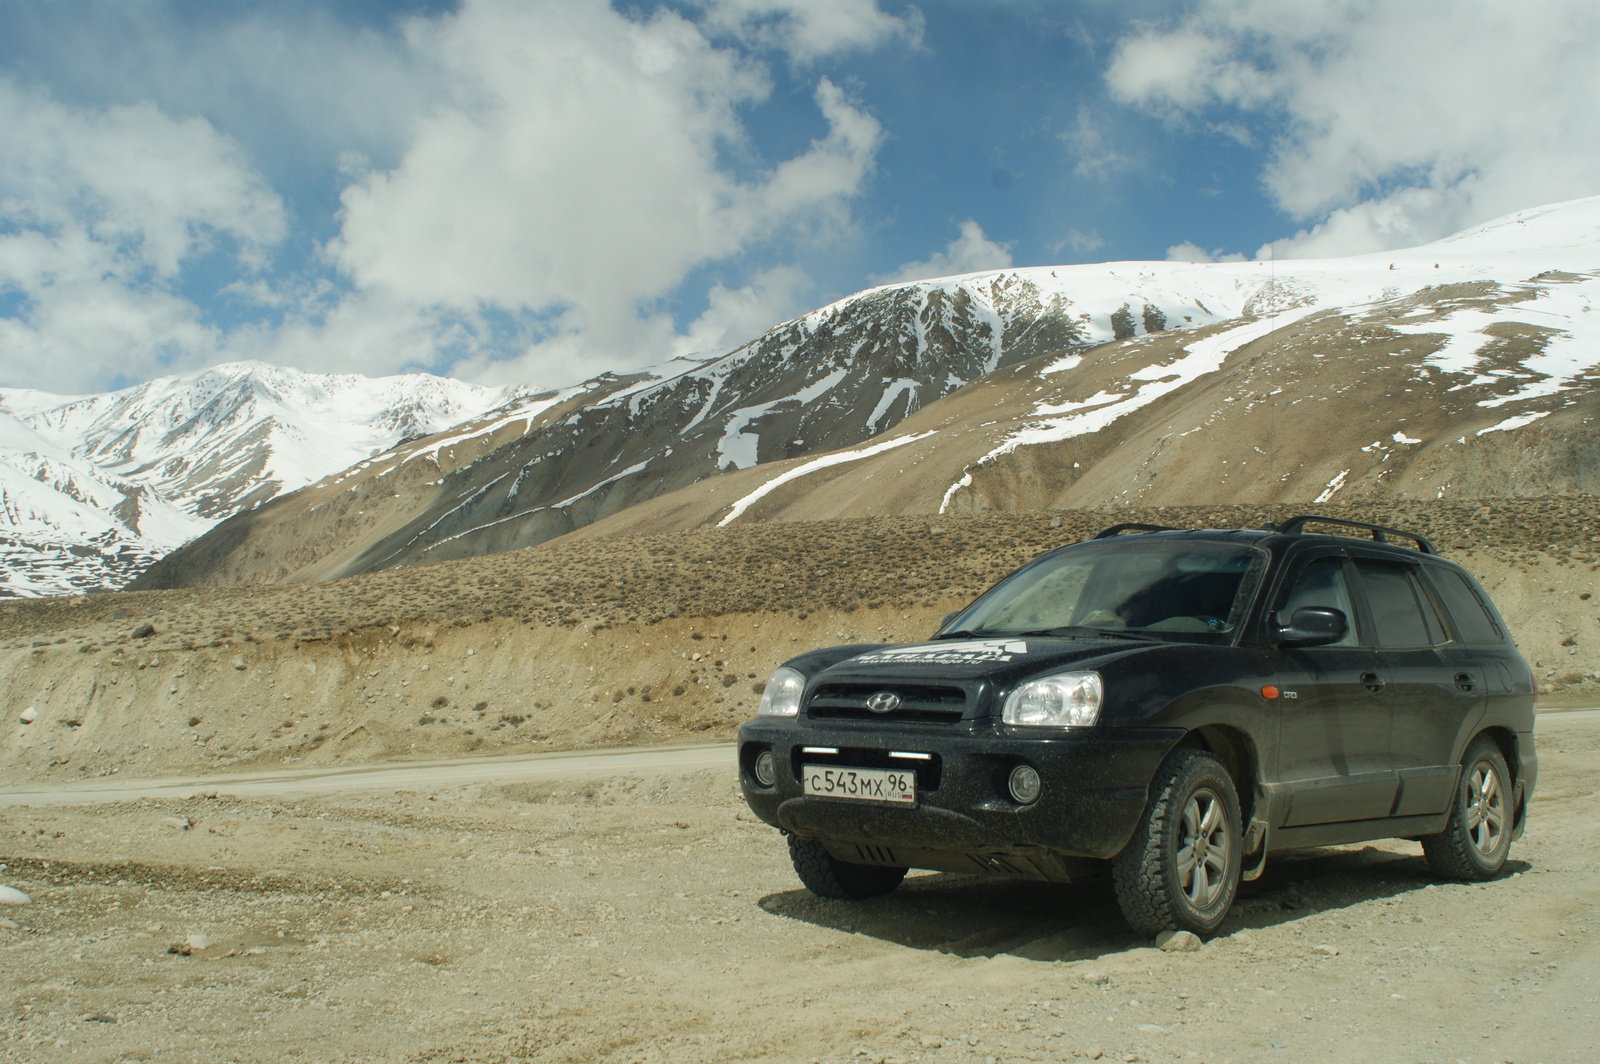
xmin=846 ymin=640 xmax=1029 ymax=666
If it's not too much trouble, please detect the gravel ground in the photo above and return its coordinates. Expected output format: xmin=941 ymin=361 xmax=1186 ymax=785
xmin=2 ymin=708 xmax=1597 ymax=1064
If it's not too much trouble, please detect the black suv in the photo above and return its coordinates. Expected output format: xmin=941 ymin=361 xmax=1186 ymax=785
xmin=738 ymin=516 xmax=1536 ymax=936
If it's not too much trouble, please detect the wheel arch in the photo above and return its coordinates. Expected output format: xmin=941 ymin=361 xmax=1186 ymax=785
xmin=1472 ymin=724 xmax=1528 ymax=838
xmin=1474 ymin=725 xmax=1519 ymax=782
xmin=1174 ymin=724 xmax=1260 ymax=825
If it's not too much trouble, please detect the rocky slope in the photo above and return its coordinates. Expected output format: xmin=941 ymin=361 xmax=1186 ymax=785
xmin=135 ymin=197 xmax=1600 ymax=591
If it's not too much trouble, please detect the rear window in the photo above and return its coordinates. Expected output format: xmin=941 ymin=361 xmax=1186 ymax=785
xmin=1354 ymin=558 xmax=1446 ymax=648
xmin=1427 ymin=567 xmax=1505 ymax=645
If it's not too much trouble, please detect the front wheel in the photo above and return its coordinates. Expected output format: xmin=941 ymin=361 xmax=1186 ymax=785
xmin=787 ymin=836 xmax=906 ymax=899
xmin=1113 ymin=749 xmax=1242 ymax=937
xmin=1422 ymin=735 xmax=1512 ymax=880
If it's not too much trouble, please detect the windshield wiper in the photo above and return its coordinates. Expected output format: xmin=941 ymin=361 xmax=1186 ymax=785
xmin=1017 ymin=626 xmax=1158 ymax=641
xmin=932 ymin=629 xmax=985 ymax=640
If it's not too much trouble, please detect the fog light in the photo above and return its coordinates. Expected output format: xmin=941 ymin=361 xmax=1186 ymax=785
xmin=754 ymin=749 xmax=777 ymax=787
xmin=1008 ymin=764 xmax=1042 ymax=804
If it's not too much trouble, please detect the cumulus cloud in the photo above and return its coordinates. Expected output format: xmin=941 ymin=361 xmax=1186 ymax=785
xmin=1166 ymin=242 xmax=1246 ymax=264
xmin=1 ymin=0 xmax=893 ymax=393
xmin=871 ymin=220 xmax=1014 ymax=285
xmin=1108 ymin=0 xmax=1600 ymax=257
xmin=328 ymin=0 xmax=881 ymax=380
xmin=692 ymin=0 xmax=920 ymax=62
xmin=0 ymin=78 xmax=285 ymax=391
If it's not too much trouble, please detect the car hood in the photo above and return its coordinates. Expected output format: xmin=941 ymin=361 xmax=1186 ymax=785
xmin=815 ymin=636 xmax=1144 ymax=686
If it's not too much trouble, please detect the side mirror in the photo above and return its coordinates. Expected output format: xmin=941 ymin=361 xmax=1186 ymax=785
xmin=939 ymin=610 xmax=961 ymax=629
xmin=1273 ymin=606 xmax=1348 ymax=648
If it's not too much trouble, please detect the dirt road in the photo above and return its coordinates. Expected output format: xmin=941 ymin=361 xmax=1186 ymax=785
xmin=3 ymin=710 xmax=1599 ymax=1064
xmin=0 ymin=744 xmax=733 ymax=809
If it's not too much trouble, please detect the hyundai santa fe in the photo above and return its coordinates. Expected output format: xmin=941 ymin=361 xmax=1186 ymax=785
xmin=737 ymin=516 xmax=1536 ymax=936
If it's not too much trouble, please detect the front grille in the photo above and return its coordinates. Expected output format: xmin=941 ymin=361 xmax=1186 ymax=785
xmin=791 ymin=746 xmax=943 ymax=790
xmin=806 ymin=682 xmax=970 ymax=723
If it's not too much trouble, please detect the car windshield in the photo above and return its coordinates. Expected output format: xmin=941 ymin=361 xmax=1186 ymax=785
xmin=941 ymin=539 xmax=1268 ymax=641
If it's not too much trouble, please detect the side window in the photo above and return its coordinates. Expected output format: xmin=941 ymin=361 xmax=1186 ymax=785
xmin=1353 ymin=558 xmax=1446 ymax=648
xmin=1274 ymin=556 xmax=1357 ymax=646
xmin=1427 ymin=567 xmax=1505 ymax=645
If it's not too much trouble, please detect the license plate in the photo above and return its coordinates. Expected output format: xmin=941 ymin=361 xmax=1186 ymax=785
xmin=801 ymin=764 xmax=916 ymax=805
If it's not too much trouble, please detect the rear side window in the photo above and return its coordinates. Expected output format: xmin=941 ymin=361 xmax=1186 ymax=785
xmin=1427 ymin=567 xmax=1505 ymax=645
xmin=1354 ymin=558 xmax=1446 ymax=647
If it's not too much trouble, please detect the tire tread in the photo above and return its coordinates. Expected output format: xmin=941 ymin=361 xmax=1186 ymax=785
xmin=1422 ymin=735 xmax=1511 ymax=881
xmin=1112 ymin=749 xmax=1240 ymax=937
xmin=787 ymin=835 xmax=905 ymax=899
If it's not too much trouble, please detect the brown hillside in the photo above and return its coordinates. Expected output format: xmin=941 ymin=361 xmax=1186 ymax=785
xmin=3 ymin=501 xmax=1597 ymax=786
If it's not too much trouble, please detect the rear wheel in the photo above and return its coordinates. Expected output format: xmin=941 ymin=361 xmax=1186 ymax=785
xmin=1113 ymin=749 xmax=1242 ymax=937
xmin=1422 ymin=735 xmax=1512 ymax=880
xmin=787 ymin=836 xmax=906 ymax=899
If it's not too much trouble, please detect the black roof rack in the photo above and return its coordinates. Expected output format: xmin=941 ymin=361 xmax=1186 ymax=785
xmin=1092 ymin=523 xmax=1184 ymax=539
xmin=1273 ymin=514 xmax=1436 ymax=555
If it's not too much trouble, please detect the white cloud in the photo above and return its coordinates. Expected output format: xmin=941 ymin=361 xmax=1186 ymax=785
xmin=4 ymin=2 xmax=438 ymax=174
xmin=1 ymin=0 xmax=892 ymax=394
xmin=1064 ymin=104 xmax=1138 ymax=180
xmin=0 ymin=78 xmax=284 ymax=391
xmin=871 ymin=220 xmax=1014 ymax=285
xmin=1166 ymin=241 xmax=1246 ymax=264
xmin=669 ymin=264 xmax=814 ymax=360
xmin=1108 ymin=0 xmax=1600 ymax=257
xmin=692 ymin=0 xmax=919 ymax=62
xmin=446 ymin=264 xmax=815 ymax=387
xmin=329 ymin=0 xmax=881 ymax=375
xmin=1059 ymin=229 xmax=1107 ymax=256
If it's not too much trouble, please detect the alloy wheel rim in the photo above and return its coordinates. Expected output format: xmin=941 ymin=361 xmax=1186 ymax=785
xmin=1465 ymin=760 xmax=1505 ymax=857
xmin=1176 ymin=787 xmax=1229 ymax=910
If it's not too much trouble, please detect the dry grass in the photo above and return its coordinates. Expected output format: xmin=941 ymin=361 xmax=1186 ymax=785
xmin=1 ymin=498 xmax=1596 ymax=655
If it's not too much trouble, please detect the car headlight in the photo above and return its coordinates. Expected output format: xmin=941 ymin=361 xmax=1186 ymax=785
xmin=756 ymin=666 xmax=806 ymax=717
xmin=1001 ymin=671 xmax=1103 ymax=727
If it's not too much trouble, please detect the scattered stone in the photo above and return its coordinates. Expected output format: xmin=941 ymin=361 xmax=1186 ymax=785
xmin=162 ymin=816 xmax=193 ymax=832
xmin=1157 ymin=929 xmax=1203 ymax=952
xmin=232 ymin=657 xmax=247 ymax=670
xmin=184 ymin=932 xmax=211 ymax=952
xmin=0 ymin=885 xmax=31 ymax=905
xmin=1313 ymin=944 xmax=1340 ymax=956
xmin=1084 ymin=1050 xmax=1104 ymax=1061
xmin=84 ymin=1014 xmax=117 ymax=1024
xmin=0 ymin=917 xmax=20 ymax=930
xmin=1081 ymin=970 xmax=1111 ymax=986
xmin=132 ymin=623 xmax=156 ymax=639
xmin=18 ymin=707 xmax=37 ymax=725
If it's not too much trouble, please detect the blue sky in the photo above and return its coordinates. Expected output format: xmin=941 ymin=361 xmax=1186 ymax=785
xmin=2 ymin=0 xmax=1598 ymax=396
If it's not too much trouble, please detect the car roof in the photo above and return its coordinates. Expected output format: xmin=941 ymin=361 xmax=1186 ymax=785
xmin=1085 ymin=515 xmax=1440 ymax=558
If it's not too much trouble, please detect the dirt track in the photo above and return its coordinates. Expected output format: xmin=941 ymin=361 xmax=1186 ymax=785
xmin=3 ymin=706 xmax=1598 ymax=1064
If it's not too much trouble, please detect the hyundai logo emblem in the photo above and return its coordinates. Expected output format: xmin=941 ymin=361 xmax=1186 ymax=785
xmin=865 ymin=691 xmax=902 ymax=714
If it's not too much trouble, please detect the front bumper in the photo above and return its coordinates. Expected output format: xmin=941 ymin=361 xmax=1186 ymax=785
xmin=738 ymin=717 xmax=1185 ymax=863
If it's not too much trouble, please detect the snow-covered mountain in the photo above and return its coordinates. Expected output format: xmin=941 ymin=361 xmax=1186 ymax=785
xmin=0 ymin=362 xmax=516 ymax=595
xmin=134 ymin=196 xmax=1600 ymax=591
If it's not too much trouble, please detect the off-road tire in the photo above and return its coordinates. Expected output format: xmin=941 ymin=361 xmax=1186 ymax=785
xmin=1112 ymin=749 xmax=1242 ymax=937
xmin=787 ymin=835 xmax=906 ymax=899
xmin=1422 ymin=735 xmax=1512 ymax=881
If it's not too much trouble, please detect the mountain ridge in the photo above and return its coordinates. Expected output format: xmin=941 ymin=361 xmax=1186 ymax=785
xmin=0 ymin=361 xmax=521 ymax=595
xmin=133 ymin=197 xmax=1600 ymax=590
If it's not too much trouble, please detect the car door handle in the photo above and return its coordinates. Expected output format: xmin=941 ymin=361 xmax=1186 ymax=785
xmin=1455 ymin=672 xmax=1478 ymax=691
xmin=1361 ymin=672 xmax=1387 ymax=693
